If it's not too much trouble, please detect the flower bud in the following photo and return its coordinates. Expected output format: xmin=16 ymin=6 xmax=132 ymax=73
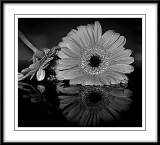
xmin=34 ymin=50 xmax=45 ymax=59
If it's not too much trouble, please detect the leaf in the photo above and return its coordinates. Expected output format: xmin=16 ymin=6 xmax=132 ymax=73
xmin=36 ymin=68 xmax=45 ymax=81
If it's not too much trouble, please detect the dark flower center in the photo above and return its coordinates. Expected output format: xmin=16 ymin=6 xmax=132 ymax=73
xmin=88 ymin=55 xmax=101 ymax=67
xmin=80 ymin=87 xmax=110 ymax=111
xmin=88 ymin=92 xmax=102 ymax=103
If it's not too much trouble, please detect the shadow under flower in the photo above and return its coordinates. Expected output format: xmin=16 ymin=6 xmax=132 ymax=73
xmin=57 ymin=84 xmax=133 ymax=127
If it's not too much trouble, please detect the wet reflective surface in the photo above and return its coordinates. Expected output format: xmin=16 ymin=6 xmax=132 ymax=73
xmin=57 ymin=84 xmax=132 ymax=127
xmin=18 ymin=80 xmax=141 ymax=127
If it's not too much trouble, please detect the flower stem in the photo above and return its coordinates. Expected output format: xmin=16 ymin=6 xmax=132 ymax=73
xmin=18 ymin=29 xmax=38 ymax=53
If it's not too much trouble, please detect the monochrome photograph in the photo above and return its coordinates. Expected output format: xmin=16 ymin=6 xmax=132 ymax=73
xmin=18 ymin=18 xmax=142 ymax=127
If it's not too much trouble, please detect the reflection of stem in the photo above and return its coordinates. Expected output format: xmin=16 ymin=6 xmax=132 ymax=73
xmin=18 ymin=29 xmax=38 ymax=53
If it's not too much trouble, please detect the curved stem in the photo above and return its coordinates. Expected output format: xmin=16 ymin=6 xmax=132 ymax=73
xmin=18 ymin=29 xmax=38 ymax=53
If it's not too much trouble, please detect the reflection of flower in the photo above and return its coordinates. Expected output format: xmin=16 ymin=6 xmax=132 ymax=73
xmin=57 ymin=84 xmax=132 ymax=127
xmin=18 ymin=82 xmax=44 ymax=103
xmin=18 ymin=82 xmax=54 ymax=114
xmin=56 ymin=21 xmax=134 ymax=85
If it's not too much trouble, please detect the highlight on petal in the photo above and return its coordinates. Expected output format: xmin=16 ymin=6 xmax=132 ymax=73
xmin=94 ymin=21 xmax=102 ymax=43
xmin=110 ymin=64 xmax=134 ymax=74
xmin=59 ymin=43 xmax=81 ymax=57
xmin=110 ymin=49 xmax=133 ymax=60
xmin=99 ymin=30 xmax=115 ymax=46
xmin=58 ymin=68 xmax=83 ymax=80
xmin=56 ymin=21 xmax=134 ymax=86
xmin=77 ymin=26 xmax=93 ymax=47
xmin=101 ymin=71 xmax=129 ymax=85
xmin=36 ymin=68 xmax=45 ymax=81
xmin=103 ymin=33 xmax=120 ymax=49
xmin=57 ymin=64 xmax=78 ymax=70
xmin=58 ymin=58 xmax=80 ymax=66
xmin=57 ymin=84 xmax=132 ymax=127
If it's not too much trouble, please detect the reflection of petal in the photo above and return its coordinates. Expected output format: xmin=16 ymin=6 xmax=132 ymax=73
xmin=36 ymin=68 xmax=45 ymax=81
xmin=57 ymin=84 xmax=132 ymax=127
xmin=37 ymin=85 xmax=46 ymax=93
xmin=18 ymin=82 xmax=43 ymax=103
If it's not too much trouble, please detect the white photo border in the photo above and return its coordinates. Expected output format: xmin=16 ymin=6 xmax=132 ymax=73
xmin=3 ymin=3 xmax=157 ymax=142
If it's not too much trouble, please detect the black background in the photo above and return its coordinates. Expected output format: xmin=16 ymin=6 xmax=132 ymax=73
xmin=18 ymin=18 xmax=142 ymax=127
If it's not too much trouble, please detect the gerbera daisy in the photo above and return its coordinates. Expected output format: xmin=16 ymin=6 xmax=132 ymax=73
xmin=56 ymin=21 xmax=134 ymax=85
xmin=57 ymin=84 xmax=132 ymax=127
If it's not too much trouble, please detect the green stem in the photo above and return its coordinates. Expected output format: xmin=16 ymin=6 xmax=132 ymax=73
xmin=18 ymin=29 xmax=38 ymax=53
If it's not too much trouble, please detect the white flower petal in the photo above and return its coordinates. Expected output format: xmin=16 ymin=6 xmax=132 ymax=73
xmin=57 ymin=64 xmax=78 ymax=70
xmin=110 ymin=64 xmax=134 ymax=74
xmin=107 ymin=36 xmax=126 ymax=52
xmin=101 ymin=75 xmax=119 ymax=85
xmin=58 ymin=58 xmax=80 ymax=66
xmin=110 ymin=49 xmax=132 ymax=60
xmin=36 ymin=69 xmax=45 ymax=81
xmin=86 ymin=24 xmax=95 ymax=46
xmin=92 ymin=77 xmax=103 ymax=86
xmin=65 ymin=30 xmax=84 ymax=49
xmin=59 ymin=43 xmax=80 ymax=57
xmin=68 ymin=29 xmax=86 ymax=48
xmin=65 ymin=40 xmax=82 ymax=55
xmin=76 ymin=26 xmax=92 ymax=47
xmin=99 ymin=30 xmax=115 ymax=46
xmin=110 ymin=46 xmax=125 ymax=57
xmin=94 ymin=21 xmax=102 ymax=43
xmin=104 ymin=33 xmax=120 ymax=49
xmin=70 ymin=76 xmax=84 ymax=85
xmin=104 ymin=71 xmax=128 ymax=84
xmin=82 ymin=75 xmax=95 ymax=85
xmin=110 ymin=57 xmax=135 ymax=65
xmin=58 ymin=51 xmax=72 ymax=59
xmin=58 ymin=68 xmax=83 ymax=80
xmin=99 ymin=76 xmax=113 ymax=85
